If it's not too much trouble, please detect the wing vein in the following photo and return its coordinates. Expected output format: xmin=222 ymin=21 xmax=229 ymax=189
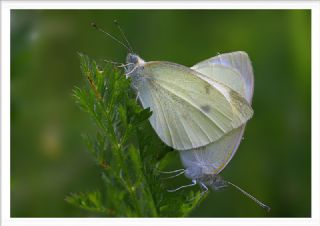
xmin=150 ymin=79 xmax=229 ymax=133
xmin=149 ymin=85 xmax=174 ymax=147
xmin=156 ymin=77 xmax=234 ymax=121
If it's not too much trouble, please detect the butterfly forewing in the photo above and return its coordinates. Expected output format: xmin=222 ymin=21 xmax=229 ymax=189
xmin=137 ymin=60 xmax=253 ymax=150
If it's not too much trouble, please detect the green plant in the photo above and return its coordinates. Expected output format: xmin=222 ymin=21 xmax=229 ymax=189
xmin=66 ymin=53 xmax=206 ymax=217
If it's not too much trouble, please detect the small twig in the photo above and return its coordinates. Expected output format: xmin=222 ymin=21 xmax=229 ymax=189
xmin=85 ymin=72 xmax=102 ymax=100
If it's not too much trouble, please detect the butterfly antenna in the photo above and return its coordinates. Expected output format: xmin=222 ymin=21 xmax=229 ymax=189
xmin=113 ymin=19 xmax=134 ymax=53
xmin=227 ymin=181 xmax=271 ymax=212
xmin=91 ymin=22 xmax=131 ymax=52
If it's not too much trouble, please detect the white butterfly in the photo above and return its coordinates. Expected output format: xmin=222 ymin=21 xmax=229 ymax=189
xmin=125 ymin=52 xmax=253 ymax=151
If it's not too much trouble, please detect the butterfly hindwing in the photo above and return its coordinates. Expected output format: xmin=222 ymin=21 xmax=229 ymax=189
xmin=192 ymin=51 xmax=254 ymax=101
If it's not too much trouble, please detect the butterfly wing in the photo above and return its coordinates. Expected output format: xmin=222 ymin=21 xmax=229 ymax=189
xmin=192 ymin=51 xmax=254 ymax=102
xmin=136 ymin=61 xmax=253 ymax=150
xmin=181 ymin=126 xmax=245 ymax=177
xmin=180 ymin=51 xmax=254 ymax=174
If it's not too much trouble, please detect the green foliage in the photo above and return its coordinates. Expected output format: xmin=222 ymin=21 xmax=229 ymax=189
xmin=65 ymin=191 xmax=106 ymax=213
xmin=67 ymin=53 xmax=205 ymax=217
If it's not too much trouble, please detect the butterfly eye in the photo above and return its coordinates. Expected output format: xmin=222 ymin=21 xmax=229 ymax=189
xmin=127 ymin=53 xmax=138 ymax=64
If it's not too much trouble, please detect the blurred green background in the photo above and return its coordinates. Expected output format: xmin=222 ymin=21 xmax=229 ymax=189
xmin=11 ymin=10 xmax=311 ymax=217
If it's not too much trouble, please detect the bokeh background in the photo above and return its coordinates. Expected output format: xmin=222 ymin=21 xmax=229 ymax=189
xmin=11 ymin=10 xmax=311 ymax=217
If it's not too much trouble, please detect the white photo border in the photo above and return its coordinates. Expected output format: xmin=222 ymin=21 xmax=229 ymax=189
xmin=1 ymin=1 xmax=319 ymax=226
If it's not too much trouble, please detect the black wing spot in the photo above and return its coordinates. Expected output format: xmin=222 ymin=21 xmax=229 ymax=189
xmin=201 ymin=105 xmax=210 ymax=113
xmin=205 ymin=84 xmax=211 ymax=94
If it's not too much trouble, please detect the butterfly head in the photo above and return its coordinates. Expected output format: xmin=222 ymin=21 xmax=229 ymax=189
xmin=126 ymin=53 xmax=141 ymax=64
xmin=125 ymin=53 xmax=145 ymax=74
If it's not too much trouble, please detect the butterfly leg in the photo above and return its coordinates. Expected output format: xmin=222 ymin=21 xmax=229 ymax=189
xmin=117 ymin=62 xmax=134 ymax=68
xmin=158 ymin=168 xmax=185 ymax=174
xmin=188 ymin=182 xmax=209 ymax=202
xmin=167 ymin=179 xmax=197 ymax=192
xmin=162 ymin=170 xmax=185 ymax=179
xmin=158 ymin=168 xmax=185 ymax=179
xmin=125 ymin=65 xmax=138 ymax=77
xmin=199 ymin=182 xmax=209 ymax=196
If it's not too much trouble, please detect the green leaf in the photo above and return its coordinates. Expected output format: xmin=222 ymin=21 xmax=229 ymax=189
xmin=65 ymin=191 xmax=106 ymax=213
